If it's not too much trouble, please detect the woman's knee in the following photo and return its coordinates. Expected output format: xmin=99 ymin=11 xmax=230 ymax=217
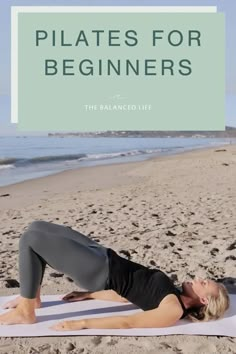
xmin=19 ymin=221 xmax=46 ymax=247
xmin=27 ymin=220 xmax=49 ymax=231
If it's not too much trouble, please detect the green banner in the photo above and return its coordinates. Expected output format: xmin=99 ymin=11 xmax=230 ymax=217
xmin=15 ymin=12 xmax=225 ymax=131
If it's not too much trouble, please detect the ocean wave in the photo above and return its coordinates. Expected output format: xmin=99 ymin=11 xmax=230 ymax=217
xmin=0 ymin=149 xmax=164 ymax=168
xmin=0 ymin=158 xmax=18 ymax=166
xmin=4 ymin=145 xmax=218 ymax=169
xmin=80 ymin=149 xmax=162 ymax=161
xmin=29 ymin=154 xmax=87 ymax=164
xmin=0 ymin=164 xmax=15 ymax=170
xmin=0 ymin=154 xmax=87 ymax=167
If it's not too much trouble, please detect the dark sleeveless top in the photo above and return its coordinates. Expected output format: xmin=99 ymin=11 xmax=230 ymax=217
xmin=104 ymin=248 xmax=188 ymax=319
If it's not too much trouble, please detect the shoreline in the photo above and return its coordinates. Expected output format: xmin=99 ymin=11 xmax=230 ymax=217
xmin=0 ymin=144 xmax=231 ymax=211
xmin=0 ymin=142 xmax=230 ymax=190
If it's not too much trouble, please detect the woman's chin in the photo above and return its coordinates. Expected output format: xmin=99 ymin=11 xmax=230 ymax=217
xmin=182 ymin=281 xmax=193 ymax=294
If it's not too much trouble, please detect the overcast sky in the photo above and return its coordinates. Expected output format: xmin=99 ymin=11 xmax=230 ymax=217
xmin=0 ymin=0 xmax=235 ymax=135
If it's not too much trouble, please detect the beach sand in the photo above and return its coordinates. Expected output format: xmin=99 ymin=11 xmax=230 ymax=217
xmin=0 ymin=145 xmax=235 ymax=354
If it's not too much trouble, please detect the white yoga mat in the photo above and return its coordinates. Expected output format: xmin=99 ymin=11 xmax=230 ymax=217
xmin=0 ymin=294 xmax=235 ymax=337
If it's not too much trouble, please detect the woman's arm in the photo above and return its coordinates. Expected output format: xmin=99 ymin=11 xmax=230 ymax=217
xmin=51 ymin=295 xmax=183 ymax=331
xmin=88 ymin=290 xmax=128 ymax=303
xmin=84 ymin=301 xmax=182 ymax=329
xmin=62 ymin=290 xmax=128 ymax=303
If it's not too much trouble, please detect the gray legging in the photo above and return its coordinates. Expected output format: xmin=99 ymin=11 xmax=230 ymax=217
xmin=19 ymin=220 xmax=109 ymax=298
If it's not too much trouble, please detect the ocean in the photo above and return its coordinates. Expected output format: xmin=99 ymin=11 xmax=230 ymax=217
xmin=0 ymin=136 xmax=234 ymax=187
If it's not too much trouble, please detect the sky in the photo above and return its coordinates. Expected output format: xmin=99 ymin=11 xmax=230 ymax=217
xmin=0 ymin=0 xmax=235 ymax=135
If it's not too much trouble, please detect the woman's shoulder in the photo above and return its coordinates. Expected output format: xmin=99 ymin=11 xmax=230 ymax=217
xmin=159 ymin=293 xmax=185 ymax=318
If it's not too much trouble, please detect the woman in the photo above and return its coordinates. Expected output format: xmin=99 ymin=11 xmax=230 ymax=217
xmin=0 ymin=220 xmax=229 ymax=331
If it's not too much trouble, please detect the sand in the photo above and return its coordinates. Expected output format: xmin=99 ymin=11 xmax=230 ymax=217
xmin=0 ymin=145 xmax=235 ymax=354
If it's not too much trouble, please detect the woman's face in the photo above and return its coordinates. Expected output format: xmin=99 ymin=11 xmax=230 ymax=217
xmin=182 ymin=277 xmax=219 ymax=304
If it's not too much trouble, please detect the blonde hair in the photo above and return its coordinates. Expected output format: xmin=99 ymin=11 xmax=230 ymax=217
xmin=188 ymin=283 xmax=230 ymax=322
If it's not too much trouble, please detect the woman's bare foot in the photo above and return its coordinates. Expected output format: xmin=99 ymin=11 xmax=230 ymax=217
xmin=2 ymin=295 xmax=41 ymax=309
xmin=0 ymin=299 xmax=36 ymax=325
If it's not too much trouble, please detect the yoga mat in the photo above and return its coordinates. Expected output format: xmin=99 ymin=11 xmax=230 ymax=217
xmin=0 ymin=294 xmax=235 ymax=337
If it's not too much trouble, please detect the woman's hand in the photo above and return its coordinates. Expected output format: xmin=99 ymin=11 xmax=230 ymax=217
xmin=50 ymin=315 xmax=130 ymax=330
xmin=50 ymin=320 xmax=85 ymax=331
xmin=61 ymin=291 xmax=90 ymax=302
